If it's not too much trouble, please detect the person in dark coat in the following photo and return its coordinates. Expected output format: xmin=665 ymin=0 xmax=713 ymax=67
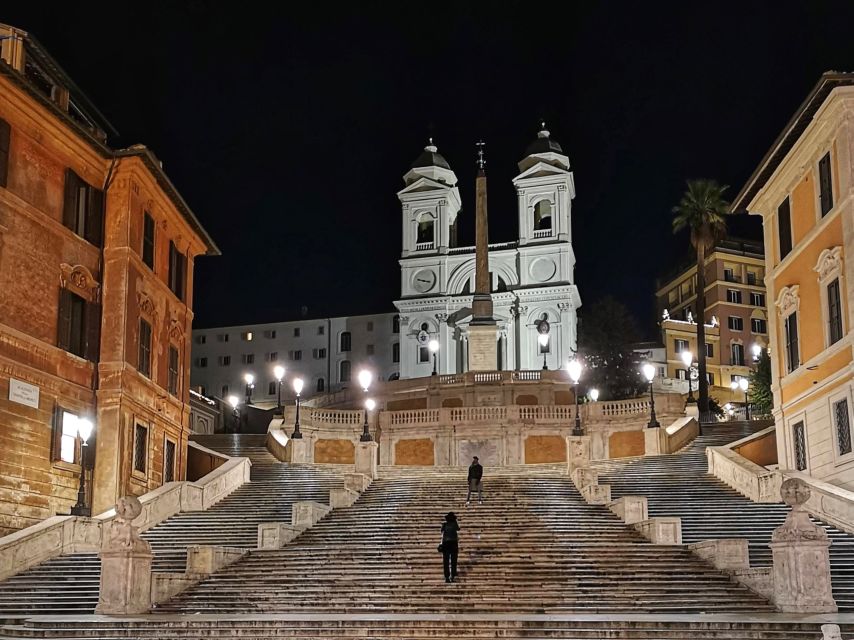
xmin=440 ymin=512 xmax=460 ymax=583
xmin=466 ymin=456 xmax=483 ymax=506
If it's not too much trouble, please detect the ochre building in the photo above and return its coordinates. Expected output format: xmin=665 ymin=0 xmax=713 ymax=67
xmin=0 ymin=24 xmax=218 ymax=531
xmin=734 ymin=72 xmax=854 ymax=487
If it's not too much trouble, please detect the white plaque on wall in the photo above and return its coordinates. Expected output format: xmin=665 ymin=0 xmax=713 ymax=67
xmin=9 ymin=379 xmax=40 ymax=409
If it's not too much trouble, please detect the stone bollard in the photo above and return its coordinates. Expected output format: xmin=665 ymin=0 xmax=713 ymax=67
xmin=95 ymin=496 xmax=153 ymax=615
xmin=566 ymin=435 xmax=591 ymax=473
xmin=770 ymin=478 xmax=837 ymax=613
xmin=571 ymin=466 xmax=598 ymax=491
xmin=288 ymin=437 xmax=311 ymax=463
xmin=822 ymin=624 xmax=843 ymax=640
xmin=355 ymin=441 xmax=379 ymax=479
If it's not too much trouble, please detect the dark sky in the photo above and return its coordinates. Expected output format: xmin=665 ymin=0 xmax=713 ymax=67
xmin=6 ymin=2 xmax=854 ymax=337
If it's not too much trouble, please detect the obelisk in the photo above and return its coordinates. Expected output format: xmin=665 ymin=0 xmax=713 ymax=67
xmin=467 ymin=140 xmax=498 ymax=371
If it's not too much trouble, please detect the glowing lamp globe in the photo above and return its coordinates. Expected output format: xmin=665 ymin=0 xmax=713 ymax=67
xmin=357 ymin=369 xmax=373 ymax=391
xmin=227 ymin=395 xmax=240 ymax=409
xmin=566 ymin=359 xmax=582 ymax=384
xmin=589 ymin=388 xmax=599 ymax=402
xmin=428 ymin=339 xmax=439 ymax=353
xmin=365 ymin=398 xmax=376 ymax=411
xmin=273 ymin=365 xmax=285 ymax=381
xmin=680 ymin=350 xmax=693 ymax=368
xmin=77 ymin=418 xmax=94 ymax=444
xmin=293 ymin=378 xmax=304 ymax=395
xmin=642 ymin=363 xmax=656 ymax=382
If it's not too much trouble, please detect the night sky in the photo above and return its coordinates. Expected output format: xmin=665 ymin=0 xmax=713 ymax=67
xmin=5 ymin=2 xmax=854 ymax=337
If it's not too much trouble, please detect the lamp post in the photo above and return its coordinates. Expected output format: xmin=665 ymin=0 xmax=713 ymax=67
xmin=680 ymin=350 xmax=695 ymax=403
xmin=70 ymin=417 xmax=93 ymax=517
xmin=273 ymin=365 xmax=285 ymax=413
xmin=734 ymin=377 xmax=750 ymax=421
xmin=227 ymin=395 xmax=240 ymax=433
xmin=292 ymin=378 xmax=304 ymax=439
xmin=244 ymin=373 xmax=255 ymax=405
xmin=642 ymin=363 xmax=660 ymax=428
xmin=428 ymin=339 xmax=439 ymax=376
xmin=567 ymin=357 xmax=583 ymax=436
xmin=358 ymin=369 xmax=373 ymax=441
xmin=362 ymin=398 xmax=376 ymax=442
xmin=538 ymin=333 xmax=550 ymax=370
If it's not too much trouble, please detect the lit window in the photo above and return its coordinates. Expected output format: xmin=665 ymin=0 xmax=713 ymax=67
xmin=59 ymin=410 xmax=78 ymax=464
xmin=242 ymin=332 xmax=253 ymax=341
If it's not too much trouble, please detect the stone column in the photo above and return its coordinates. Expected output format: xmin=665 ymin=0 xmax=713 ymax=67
xmin=355 ymin=441 xmax=379 ymax=479
xmin=95 ymin=496 xmax=153 ymax=615
xmin=770 ymin=478 xmax=837 ymax=613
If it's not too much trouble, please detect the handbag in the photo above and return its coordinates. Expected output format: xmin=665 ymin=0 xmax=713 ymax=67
xmin=437 ymin=541 xmax=445 ymax=553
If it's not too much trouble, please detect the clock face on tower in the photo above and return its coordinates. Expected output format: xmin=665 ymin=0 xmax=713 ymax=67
xmin=412 ymin=269 xmax=437 ymax=294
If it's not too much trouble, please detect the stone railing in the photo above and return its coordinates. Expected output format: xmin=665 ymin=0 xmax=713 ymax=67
xmin=644 ymin=417 xmax=699 ymax=456
xmin=0 ymin=450 xmax=251 ymax=581
xmin=386 ymin=409 xmax=441 ymax=426
xmin=706 ymin=426 xmax=782 ymax=503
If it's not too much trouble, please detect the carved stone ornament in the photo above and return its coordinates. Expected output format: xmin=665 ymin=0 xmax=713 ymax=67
xmin=557 ymin=302 xmax=571 ymax=311
xmin=773 ymin=478 xmax=828 ymax=543
xmin=102 ymin=496 xmax=151 ymax=553
xmin=435 ymin=313 xmax=449 ymax=323
xmin=136 ymin=290 xmax=157 ymax=320
xmin=168 ymin=313 xmax=185 ymax=342
xmin=59 ymin=264 xmax=100 ymax=303
xmin=775 ymin=285 xmax=800 ymax=316
xmin=814 ymin=246 xmax=843 ymax=283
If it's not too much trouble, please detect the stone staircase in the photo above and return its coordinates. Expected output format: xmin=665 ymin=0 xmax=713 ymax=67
xmin=593 ymin=422 xmax=854 ymax=611
xmin=157 ymin=463 xmax=772 ymax=614
xmin=0 ymin=436 xmax=346 ymax=619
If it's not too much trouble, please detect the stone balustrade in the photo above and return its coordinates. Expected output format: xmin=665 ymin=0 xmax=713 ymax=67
xmin=782 ymin=470 xmax=854 ymax=536
xmin=151 ymin=545 xmax=248 ymax=605
xmin=0 ymin=451 xmax=251 ymax=582
xmin=706 ymin=427 xmax=783 ymax=503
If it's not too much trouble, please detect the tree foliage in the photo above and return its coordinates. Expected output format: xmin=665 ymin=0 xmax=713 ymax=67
xmin=578 ymin=296 xmax=646 ymax=401
xmin=749 ymin=348 xmax=773 ymax=416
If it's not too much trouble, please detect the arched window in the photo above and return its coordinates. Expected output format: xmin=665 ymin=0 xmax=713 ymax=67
xmin=339 ymin=360 xmax=351 ymax=383
xmin=416 ymin=216 xmax=434 ymax=246
xmin=534 ymin=200 xmax=552 ymax=231
xmin=420 ymin=322 xmax=429 ymax=332
xmin=340 ymin=331 xmax=351 ymax=352
xmin=316 ymin=378 xmax=325 ymax=392
xmin=392 ymin=314 xmax=400 ymax=333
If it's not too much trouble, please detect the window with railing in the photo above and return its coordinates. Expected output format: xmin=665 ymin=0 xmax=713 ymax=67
xmin=834 ymin=398 xmax=851 ymax=456
xmin=828 ymin=278 xmax=843 ymax=345
xmin=793 ymin=421 xmax=807 ymax=471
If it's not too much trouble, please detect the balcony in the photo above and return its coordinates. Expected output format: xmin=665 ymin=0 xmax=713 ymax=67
xmin=532 ymin=229 xmax=552 ymax=239
xmin=414 ymin=242 xmax=434 ymax=251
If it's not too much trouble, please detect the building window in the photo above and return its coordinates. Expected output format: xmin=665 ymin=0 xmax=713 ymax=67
xmin=0 ymin=118 xmax=10 ymax=188
xmin=267 ymin=352 xmax=278 ymax=362
xmin=316 ymin=378 xmax=325 ymax=393
xmin=705 ymin=343 xmax=714 ymax=358
xmin=54 ymin=408 xmax=80 ymax=464
xmin=315 ymin=325 xmax=324 ymax=336
xmin=674 ymin=339 xmax=689 ymax=353
xmin=366 ymin=321 xmax=374 ymax=332
xmin=392 ymin=342 xmax=400 ymax=363
xmin=142 ymin=212 xmax=156 ymax=270
xmin=57 ymin=288 xmax=98 ymax=360
xmin=751 ymin=318 xmax=767 ymax=334
xmin=241 ymin=331 xmax=253 ymax=341
xmin=706 ymin=372 xmax=715 ymax=386
xmin=533 ymin=200 xmax=553 ymax=231
xmin=784 ymin=312 xmax=799 ymax=373
xmin=219 ymin=356 xmax=231 ymax=366
xmin=677 ymin=369 xmax=687 ymax=380
xmin=290 ymin=350 xmax=302 ymax=361
xmin=726 ymin=289 xmax=742 ymax=304
xmin=164 ymin=439 xmax=176 ymax=483
xmin=416 ymin=216 xmax=434 ymax=246
xmin=727 ymin=316 xmax=743 ymax=331
xmin=778 ymin=197 xmax=793 ymax=260
xmin=196 ymin=335 xmax=206 ymax=345
xmin=747 ymin=271 xmax=757 ymax=285
xmin=264 ymin=330 xmax=277 ymax=339
xmin=221 ymin=384 xmax=229 ymax=396
xmin=419 ymin=346 xmax=430 ymax=363
xmin=392 ymin=315 xmax=400 ymax=334
xmin=138 ymin=319 xmax=152 ymax=378
xmin=168 ymin=346 xmax=180 ymax=395
xmin=62 ymin=169 xmax=103 ymax=247
xmin=313 ymin=348 xmax=327 ymax=359
xmin=133 ymin=423 xmax=148 ymax=474
xmin=834 ymin=398 xmax=851 ymax=456
xmin=294 ymin=327 xmax=301 ymax=337
xmin=731 ymin=343 xmax=745 ymax=366
xmin=268 ymin=381 xmax=277 ymax=395
xmin=793 ymin=421 xmax=807 ymax=471
xmin=366 ymin=344 xmax=375 ymax=355
xmin=750 ymin=292 xmax=765 ymax=307
xmin=218 ymin=334 xmax=229 ymax=343
xmin=196 ymin=357 xmax=208 ymax=368
xmin=340 ymin=332 xmax=351 ymax=352
xmin=340 ymin=360 xmax=351 ymax=383
xmin=828 ymin=278 xmax=843 ymax=345
xmin=819 ymin=152 xmax=834 ymax=216
xmin=168 ymin=241 xmax=186 ymax=301
xmin=723 ymin=268 xmax=736 ymax=283
xmin=242 ymin=354 xmax=255 ymax=364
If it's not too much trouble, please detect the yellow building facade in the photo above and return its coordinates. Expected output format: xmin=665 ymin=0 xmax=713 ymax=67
xmin=734 ymin=73 xmax=854 ymax=487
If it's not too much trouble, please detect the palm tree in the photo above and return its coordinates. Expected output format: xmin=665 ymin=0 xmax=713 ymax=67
xmin=672 ymin=179 xmax=731 ymax=416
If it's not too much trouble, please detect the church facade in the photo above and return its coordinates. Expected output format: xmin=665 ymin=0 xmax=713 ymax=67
xmin=394 ymin=127 xmax=582 ymax=379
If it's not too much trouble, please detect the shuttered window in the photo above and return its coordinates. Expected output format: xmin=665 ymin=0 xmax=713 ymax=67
xmin=164 ymin=439 xmax=176 ymax=483
xmin=133 ymin=423 xmax=148 ymax=474
xmin=777 ymin=197 xmax=792 ymax=260
xmin=0 ymin=118 xmax=10 ymax=188
xmin=835 ymin=399 xmax=852 ymax=457
xmin=57 ymin=289 xmax=99 ymax=361
xmin=138 ymin=319 xmax=152 ymax=377
xmin=142 ymin=212 xmax=155 ymax=269
xmin=793 ymin=421 xmax=807 ymax=471
xmin=168 ymin=241 xmax=186 ymax=301
xmin=62 ymin=170 xmax=103 ymax=247
xmin=819 ymin=152 xmax=834 ymax=216
xmin=784 ymin=312 xmax=799 ymax=373
xmin=828 ymin=278 xmax=843 ymax=345
xmin=168 ymin=346 xmax=180 ymax=396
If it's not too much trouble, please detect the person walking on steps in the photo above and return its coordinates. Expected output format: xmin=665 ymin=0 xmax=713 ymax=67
xmin=466 ymin=456 xmax=483 ymax=506
xmin=440 ymin=512 xmax=459 ymax=583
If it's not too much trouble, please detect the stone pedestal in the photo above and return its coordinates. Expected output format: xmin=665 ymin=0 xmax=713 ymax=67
xmin=292 ymin=501 xmax=332 ymax=529
xmin=329 ymin=487 xmax=360 ymax=508
xmin=566 ymin=435 xmax=591 ymax=472
xmin=571 ymin=467 xmax=597 ymax=490
xmin=95 ymin=496 xmax=153 ymax=615
xmin=770 ymin=478 xmax=837 ymax=613
xmin=355 ymin=441 xmax=379 ymax=479
xmin=257 ymin=522 xmax=303 ymax=549
xmin=288 ymin=438 xmax=311 ymax=463
xmin=634 ymin=517 xmax=682 ymax=545
xmin=609 ymin=496 xmax=648 ymax=525
xmin=684 ymin=401 xmax=699 ymax=419
xmin=467 ymin=323 xmax=498 ymax=371
xmin=581 ymin=483 xmax=611 ymax=505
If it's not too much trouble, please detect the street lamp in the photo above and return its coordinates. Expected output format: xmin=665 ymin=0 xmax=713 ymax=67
xmin=752 ymin=343 xmax=762 ymax=363
xmin=70 ymin=417 xmax=94 ymax=517
xmin=292 ymin=377 xmax=304 ymax=439
xmin=273 ymin=365 xmax=285 ymax=413
xmin=680 ymin=350 xmax=695 ymax=403
xmin=567 ymin=358 xmax=583 ymax=436
xmin=538 ymin=333 xmax=550 ymax=370
xmin=428 ymin=339 xmax=439 ymax=376
xmin=642 ymin=363 xmax=660 ymax=428
xmin=362 ymin=398 xmax=376 ymax=442
xmin=358 ymin=369 xmax=373 ymax=441
xmin=244 ymin=373 xmax=255 ymax=405
xmin=227 ymin=395 xmax=240 ymax=433
xmin=738 ymin=377 xmax=750 ymax=420
xmin=589 ymin=388 xmax=599 ymax=402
